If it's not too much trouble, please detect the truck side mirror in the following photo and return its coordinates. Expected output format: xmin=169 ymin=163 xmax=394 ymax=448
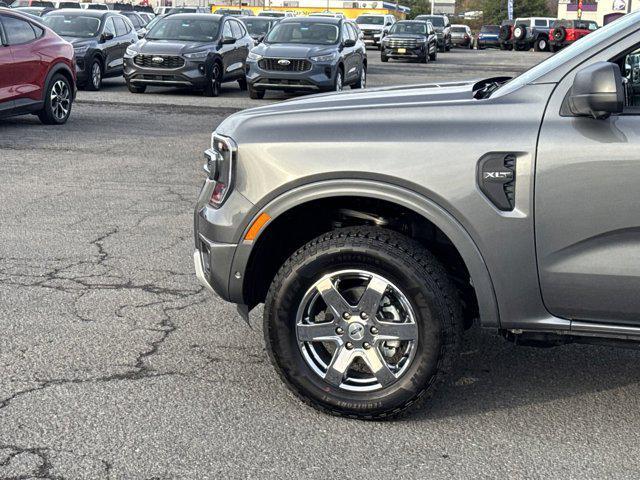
xmin=568 ymin=61 xmax=624 ymax=119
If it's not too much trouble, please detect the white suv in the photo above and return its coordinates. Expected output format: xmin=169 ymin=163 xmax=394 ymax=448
xmin=355 ymin=13 xmax=396 ymax=48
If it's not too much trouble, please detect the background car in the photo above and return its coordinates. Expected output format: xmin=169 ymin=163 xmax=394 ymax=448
xmin=451 ymin=24 xmax=473 ymax=48
xmin=53 ymin=1 xmax=81 ymax=7
xmin=238 ymin=15 xmax=279 ymax=45
xmin=42 ymin=9 xmax=138 ymax=90
xmin=168 ymin=6 xmax=208 ymax=14
xmin=124 ymin=13 xmax=253 ymax=96
xmin=246 ymin=16 xmax=366 ymax=99
xmin=117 ymin=10 xmax=147 ymax=38
xmin=0 ymin=8 xmax=75 ymax=124
xmin=257 ymin=10 xmax=293 ymax=18
xmin=214 ymin=8 xmax=253 ymax=16
xmin=475 ymin=24 xmax=500 ymax=49
xmin=498 ymin=19 xmax=514 ymax=50
xmin=10 ymin=0 xmax=53 ymax=6
xmin=309 ymin=12 xmax=344 ymax=19
xmin=14 ymin=6 xmax=53 ymax=16
xmin=510 ymin=16 xmax=556 ymax=51
xmin=414 ymin=14 xmax=451 ymax=52
xmin=80 ymin=3 xmax=108 ymax=10
xmin=354 ymin=13 xmax=394 ymax=49
xmin=381 ymin=19 xmax=437 ymax=63
xmin=549 ymin=19 xmax=598 ymax=52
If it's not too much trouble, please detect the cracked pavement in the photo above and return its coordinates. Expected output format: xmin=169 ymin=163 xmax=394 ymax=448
xmin=2 ymin=51 xmax=640 ymax=479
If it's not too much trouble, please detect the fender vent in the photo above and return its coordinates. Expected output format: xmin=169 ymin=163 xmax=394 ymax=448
xmin=477 ymin=153 xmax=517 ymax=211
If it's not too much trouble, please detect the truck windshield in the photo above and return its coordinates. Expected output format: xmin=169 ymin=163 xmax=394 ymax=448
xmin=390 ymin=22 xmax=426 ymax=35
xmin=416 ymin=16 xmax=444 ymax=27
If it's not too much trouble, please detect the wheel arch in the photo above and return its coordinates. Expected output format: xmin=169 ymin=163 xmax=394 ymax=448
xmin=234 ymin=180 xmax=500 ymax=329
xmin=43 ymin=62 xmax=75 ymax=101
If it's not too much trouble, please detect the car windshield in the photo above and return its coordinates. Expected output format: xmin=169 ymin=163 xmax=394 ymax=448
xmin=168 ymin=7 xmax=196 ymax=13
xmin=417 ymin=15 xmax=444 ymax=27
xmin=242 ymin=18 xmax=273 ymax=36
xmin=146 ymin=17 xmax=220 ymax=41
xmin=259 ymin=12 xmax=285 ymax=17
xmin=145 ymin=14 xmax=162 ymax=30
xmin=495 ymin=11 xmax=640 ymax=97
xmin=390 ymin=22 xmax=426 ymax=35
xmin=42 ymin=14 xmax=101 ymax=38
xmin=265 ymin=21 xmax=339 ymax=44
xmin=480 ymin=25 xmax=499 ymax=33
xmin=355 ymin=15 xmax=383 ymax=25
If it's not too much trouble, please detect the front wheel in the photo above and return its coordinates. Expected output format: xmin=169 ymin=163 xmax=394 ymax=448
xmin=38 ymin=74 xmax=73 ymax=125
xmin=264 ymin=227 xmax=463 ymax=419
xmin=429 ymin=45 xmax=437 ymax=61
xmin=204 ymin=62 xmax=222 ymax=97
xmin=351 ymin=65 xmax=366 ymax=89
xmin=334 ymin=69 xmax=343 ymax=92
xmin=534 ymin=37 xmax=548 ymax=51
xmin=85 ymin=59 xmax=102 ymax=91
xmin=248 ymin=85 xmax=265 ymax=99
xmin=381 ymin=53 xmax=389 ymax=62
xmin=127 ymin=82 xmax=146 ymax=94
xmin=238 ymin=77 xmax=248 ymax=91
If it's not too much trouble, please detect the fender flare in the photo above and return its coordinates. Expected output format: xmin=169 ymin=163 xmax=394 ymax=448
xmin=230 ymin=179 xmax=500 ymax=328
xmin=43 ymin=62 xmax=76 ymax=101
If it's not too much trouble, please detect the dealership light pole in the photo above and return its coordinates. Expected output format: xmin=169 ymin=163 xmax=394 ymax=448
xmin=430 ymin=0 xmax=434 ymax=14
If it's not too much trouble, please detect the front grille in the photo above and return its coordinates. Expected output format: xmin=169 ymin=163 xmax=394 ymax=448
xmin=387 ymin=39 xmax=419 ymax=48
xmin=258 ymin=58 xmax=312 ymax=72
xmin=134 ymin=54 xmax=185 ymax=69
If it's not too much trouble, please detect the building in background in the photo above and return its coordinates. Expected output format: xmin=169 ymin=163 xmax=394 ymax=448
xmin=557 ymin=0 xmax=639 ymax=25
xmin=431 ymin=0 xmax=455 ymax=14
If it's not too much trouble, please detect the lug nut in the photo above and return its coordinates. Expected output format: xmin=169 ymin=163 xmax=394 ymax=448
xmin=342 ymin=312 xmax=351 ymax=320
xmin=345 ymin=342 xmax=354 ymax=350
xmin=363 ymin=342 xmax=371 ymax=350
xmin=370 ymin=327 xmax=379 ymax=335
xmin=335 ymin=327 xmax=344 ymax=335
xmin=360 ymin=312 xmax=369 ymax=320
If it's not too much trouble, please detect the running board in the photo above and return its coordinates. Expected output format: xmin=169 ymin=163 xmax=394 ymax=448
xmin=506 ymin=320 xmax=640 ymax=344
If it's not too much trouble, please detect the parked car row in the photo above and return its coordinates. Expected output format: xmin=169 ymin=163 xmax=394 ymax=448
xmin=496 ymin=16 xmax=599 ymax=52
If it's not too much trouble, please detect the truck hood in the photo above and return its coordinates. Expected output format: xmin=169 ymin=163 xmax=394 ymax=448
xmin=384 ymin=33 xmax=426 ymax=41
xmin=217 ymin=80 xmax=482 ymax=136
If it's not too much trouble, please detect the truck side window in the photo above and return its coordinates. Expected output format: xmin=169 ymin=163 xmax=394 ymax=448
xmin=622 ymin=48 xmax=640 ymax=107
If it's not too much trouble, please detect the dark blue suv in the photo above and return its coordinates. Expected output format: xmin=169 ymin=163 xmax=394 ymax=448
xmin=245 ymin=16 xmax=366 ymax=99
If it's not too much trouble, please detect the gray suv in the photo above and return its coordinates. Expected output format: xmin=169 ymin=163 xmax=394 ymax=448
xmin=123 ymin=14 xmax=253 ymax=96
xmin=194 ymin=12 xmax=640 ymax=419
xmin=245 ymin=16 xmax=366 ymax=99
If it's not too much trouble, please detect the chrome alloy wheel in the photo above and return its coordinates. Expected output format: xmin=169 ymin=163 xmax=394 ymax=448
xmin=335 ymin=71 xmax=343 ymax=92
xmin=91 ymin=61 xmax=101 ymax=89
xmin=296 ymin=270 xmax=419 ymax=392
xmin=50 ymin=80 xmax=71 ymax=121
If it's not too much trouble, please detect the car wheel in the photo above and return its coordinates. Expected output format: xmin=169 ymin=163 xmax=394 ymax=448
xmin=429 ymin=45 xmax=437 ymax=61
xmin=549 ymin=44 xmax=557 ymax=53
xmin=204 ymin=62 xmax=222 ymax=97
xmin=248 ymin=86 xmax=265 ymax=99
xmin=420 ymin=49 xmax=428 ymax=63
xmin=86 ymin=59 xmax=102 ymax=91
xmin=238 ymin=77 xmax=248 ymax=91
xmin=334 ymin=69 xmax=343 ymax=92
xmin=127 ymin=82 xmax=146 ymax=94
xmin=445 ymin=39 xmax=451 ymax=51
xmin=263 ymin=227 xmax=463 ymax=420
xmin=381 ymin=53 xmax=389 ymax=62
xmin=438 ymin=43 xmax=445 ymax=53
xmin=37 ymin=74 xmax=72 ymax=125
xmin=534 ymin=37 xmax=548 ymax=52
xmin=352 ymin=65 xmax=366 ymax=89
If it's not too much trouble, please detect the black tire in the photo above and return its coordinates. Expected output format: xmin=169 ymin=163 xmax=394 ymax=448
xmin=351 ymin=65 xmax=366 ymax=89
xmin=419 ymin=49 xmax=428 ymax=63
xmin=554 ymin=26 xmax=567 ymax=43
xmin=238 ymin=77 xmax=248 ymax=91
xmin=429 ymin=45 xmax=437 ymax=61
xmin=37 ymin=73 xmax=73 ymax=125
xmin=204 ymin=62 xmax=222 ymax=97
xmin=438 ymin=43 xmax=445 ymax=53
xmin=445 ymin=39 xmax=451 ymax=51
xmin=263 ymin=227 xmax=464 ymax=420
xmin=513 ymin=24 xmax=527 ymax=41
xmin=248 ymin=86 xmax=265 ymax=99
xmin=499 ymin=43 xmax=506 ymax=50
xmin=498 ymin=24 xmax=511 ymax=41
xmin=127 ymin=82 xmax=146 ymax=94
xmin=85 ymin=58 xmax=102 ymax=91
xmin=333 ymin=68 xmax=343 ymax=92
xmin=381 ymin=54 xmax=389 ymax=62
xmin=549 ymin=44 xmax=557 ymax=53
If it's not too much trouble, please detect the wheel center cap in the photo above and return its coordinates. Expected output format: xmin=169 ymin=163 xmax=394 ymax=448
xmin=348 ymin=322 xmax=365 ymax=341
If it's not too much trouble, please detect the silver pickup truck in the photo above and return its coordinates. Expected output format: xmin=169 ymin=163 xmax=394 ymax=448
xmin=194 ymin=13 xmax=640 ymax=419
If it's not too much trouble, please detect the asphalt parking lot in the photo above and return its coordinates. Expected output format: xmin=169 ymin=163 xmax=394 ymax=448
xmin=3 ymin=48 xmax=640 ymax=479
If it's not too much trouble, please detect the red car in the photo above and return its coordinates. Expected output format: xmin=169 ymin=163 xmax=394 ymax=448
xmin=549 ymin=19 xmax=598 ymax=52
xmin=0 ymin=8 xmax=76 ymax=124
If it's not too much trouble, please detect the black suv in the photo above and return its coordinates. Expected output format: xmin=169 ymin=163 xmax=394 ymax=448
xmin=123 ymin=14 xmax=254 ymax=96
xmin=414 ymin=14 xmax=451 ymax=52
xmin=245 ymin=16 xmax=367 ymax=99
xmin=380 ymin=20 xmax=437 ymax=63
xmin=42 ymin=9 xmax=138 ymax=90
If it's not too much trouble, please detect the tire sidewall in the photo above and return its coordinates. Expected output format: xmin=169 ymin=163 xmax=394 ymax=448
xmin=265 ymin=239 xmax=453 ymax=416
xmin=42 ymin=74 xmax=72 ymax=124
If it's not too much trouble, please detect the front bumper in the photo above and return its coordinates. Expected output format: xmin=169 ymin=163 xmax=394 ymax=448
xmin=123 ymin=56 xmax=208 ymax=88
xmin=194 ymin=177 xmax=255 ymax=302
xmin=382 ymin=44 xmax=427 ymax=59
xmin=246 ymin=59 xmax=337 ymax=92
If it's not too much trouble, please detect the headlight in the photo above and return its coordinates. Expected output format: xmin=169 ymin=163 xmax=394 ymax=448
xmin=125 ymin=46 xmax=137 ymax=57
xmin=310 ymin=52 xmax=337 ymax=62
xmin=247 ymin=51 xmax=263 ymax=61
xmin=204 ymin=133 xmax=236 ymax=208
xmin=73 ymin=45 xmax=89 ymax=56
xmin=184 ymin=50 xmax=208 ymax=59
